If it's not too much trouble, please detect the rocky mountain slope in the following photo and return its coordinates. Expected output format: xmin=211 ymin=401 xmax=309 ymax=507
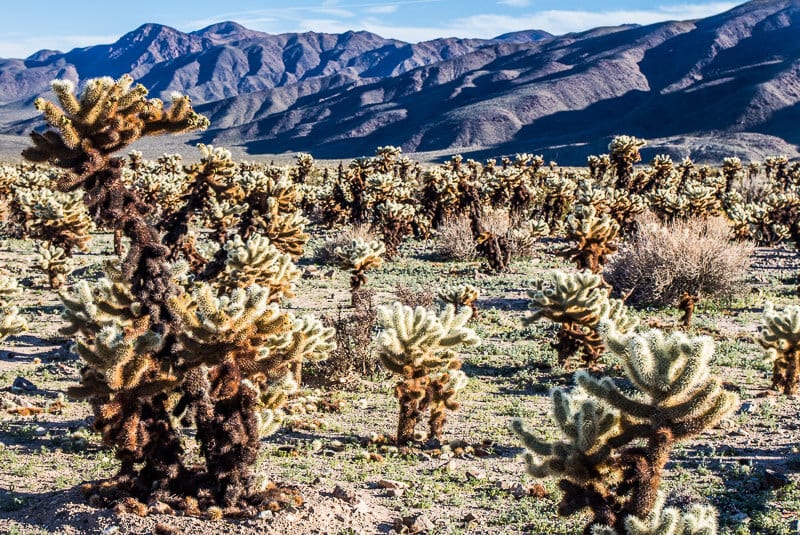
xmin=1 ymin=0 xmax=799 ymax=162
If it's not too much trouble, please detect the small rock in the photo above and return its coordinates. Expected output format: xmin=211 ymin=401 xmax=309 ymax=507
xmin=329 ymin=440 xmax=346 ymax=452
xmin=101 ymin=527 xmax=119 ymax=535
xmin=462 ymin=512 xmax=478 ymax=524
xmin=257 ymin=510 xmax=274 ymax=520
xmin=285 ymin=513 xmax=298 ymax=522
xmin=333 ymin=484 xmax=358 ymax=504
xmin=495 ymin=480 xmax=512 ymax=491
xmin=377 ymin=479 xmax=408 ymax=490
xmin=399 ymin=513 xmax=434 ymax=534
xmin=417 ymin=452 xmax=432 ymax=462
xmin=730 ymin=512 xmax=750 ymax=524
xmin=465 ymin=469 xmax=485 ymax=481
xmin=33 ymin=426 xmax=47 ymax=437
xmin=763 ymin=468 xmax=790 ymax=489
xmin=353 ymin=500 xmax=370 ymax=514
xmin=387 ymin=488 xmax=404 ymax=498
xmin=12 ymin=376 xmax=37 ymax=392
xmin=509 ymin=482 xmax=529 ymax=499
xmin=738 ymin=401 xmax=756 ymax=414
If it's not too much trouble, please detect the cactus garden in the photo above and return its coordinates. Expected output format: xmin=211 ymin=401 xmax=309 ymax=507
xmin=0 ymin=77 xmax=798 ymax=535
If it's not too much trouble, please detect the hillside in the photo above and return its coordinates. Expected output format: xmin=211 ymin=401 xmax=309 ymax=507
xmin=1 ymin=0 xmax=799 ymax=162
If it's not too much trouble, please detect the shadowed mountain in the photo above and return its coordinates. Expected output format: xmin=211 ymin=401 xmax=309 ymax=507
xmin=1 ymin=0 xmax=800 ymax=162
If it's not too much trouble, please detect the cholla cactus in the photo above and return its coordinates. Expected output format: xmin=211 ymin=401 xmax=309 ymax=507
xmin=34 ymin=243 xmax=71 ymax=288
xmin=14 ymin=188 xmax=93 ymax=255
xmin=560 ymin=204 xmax=620 ymax=273
xmin=513 ymin=324 xmax=736 ymax=534
xmin=609 ymin=135 xmax=646 ymax=190
xmin=0 ymin=275 xmax=27 ymax=340
xmin=376 ymin=302 xmax=479 ymax=444
xmin=22 ymin=75 xmax=336 ymax=519
xmin=437 ymin=283 xmax=480 ymax=319
xmin=525 ymin=271 xmax=636 ymax=368
xmin=592 ymin=494 xmax=719 ymax=535
xmin=335 ymin=237 xmax=385 ymax=306
xmin=758 ymin=302 xmax=800 ymax=395
xmin=219 ymin=233 xmax=300 ymax=302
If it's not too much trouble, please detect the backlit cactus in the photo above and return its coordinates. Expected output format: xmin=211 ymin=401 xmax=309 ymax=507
xmin=437 ymin=283 xmax=480 ymax=319
xmin=34 ymin=242 xmax=70 ymax=288
xmin=525 ymin=270 xmax=636 ymax=368
xmin=376 ymin=302 xmax=479 ymax=445
xmin=0 ymin=274 xmax=27 ymax=340
xmin=335 ymin=237 xmax=385 ymax=306
xmin=560 ymin=204 xmax=620 ymax=273
xmin=758 ymin=302 xmax=800 ymax=395
xmin=513 ymin=323 xmax=736 ymax=534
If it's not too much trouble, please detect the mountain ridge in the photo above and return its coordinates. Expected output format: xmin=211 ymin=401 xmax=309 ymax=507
xmin=1 ymin=0 xmax=799 ymax=163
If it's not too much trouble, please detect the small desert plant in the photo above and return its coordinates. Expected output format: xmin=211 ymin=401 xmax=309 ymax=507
xmin=513 ymin=323 xmax=737 ymax=534
xmin=434 ymin=213 xmax=477 ymax=261
xmin=395 ymin=284 xmax=436 ymax=310
xmin=376 ymin=302 xmax=479 ymax=445
xmin=438 ymin=283 xmax=479 ymax=319
xmin=758 ymin=302 xmax=800 ymax=395
xmin=33 ymin=242 xmax=70 ymax=289
xmin=315 ymin=291 xmax=382 ymax=384
xmin=334 ymin=237 xmax=385 ymax=307
xmin=604 ymin=214 xmax=753 ymax=327
xmin=0 ymin=275 xmax=27 ymax=340
xmin=313 ymin=224 xmax=377 ymax=265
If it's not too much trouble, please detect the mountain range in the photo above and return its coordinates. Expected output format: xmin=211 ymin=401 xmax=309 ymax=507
xmin=1 ymin=0 xmax=799 ymax=163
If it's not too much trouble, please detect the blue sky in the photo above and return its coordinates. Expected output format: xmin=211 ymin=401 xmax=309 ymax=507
xmin=0 ymin=1 xmax=742 ymax=58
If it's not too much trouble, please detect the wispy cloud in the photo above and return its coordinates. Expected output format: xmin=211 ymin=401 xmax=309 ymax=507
xmin=498 ymin=0 xmax=532 ymax=7
xmin=283 ymin=2 xmax=739 ymax=42
xmin=0 ymin=33 xmax=121 ymax=59
xmin=365 ymin=5 xmax=399 ymax=14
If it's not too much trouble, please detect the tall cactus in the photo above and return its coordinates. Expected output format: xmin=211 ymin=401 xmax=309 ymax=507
xmin=512 ymin=324 xmax=737 ymax=534
xmin=376 ymin=303 xmax=479 ymax=445
xmin=758 ymin=302 xmax=800 ymax=395
xmin=335 ymin=237 xmax=385 ymax=307
xmin=23 ymin=75 xmax=333 ymax=518
xmin=525 ymin=271 xmax=636 ymax=368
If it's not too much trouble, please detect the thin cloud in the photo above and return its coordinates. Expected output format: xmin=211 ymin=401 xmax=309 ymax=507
xmin=328 ymin=3 xmax=741 ymax=42
xmin=365 ymin=5 xmax=399 ymax=14
xmin=0 ymin=34 xmax=121 ymax=58
xmin=498 ymin=0 xmax=532 ymax=7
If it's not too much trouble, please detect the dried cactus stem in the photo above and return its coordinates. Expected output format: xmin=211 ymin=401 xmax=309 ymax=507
xmin=114 ymin=229 xmax=125 ymax=256
xmin=395 ymin=374 xmax=429 ymax=446
xmin=556 ymin=323 xmax=603 ymax=369
xmin=475 ymin=231 xmax=510 ymax=273
xmin=678 ymin=293 xmax=699 ymax=328
xmin=773 ymin=348 xmax=800 ymax=395
xmin=350 ymin=270 xmax=367 ymax=307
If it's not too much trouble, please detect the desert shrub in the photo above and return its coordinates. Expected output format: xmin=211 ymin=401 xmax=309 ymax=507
xmin=394 ymin=284 xmax=435 ymax=309
xmin=434 ymin=213 xmax=476 ymax=261
xmin=604 ymin=213 xmax=754 ymax=308
xmin=312 ymin=224 xmax=377 ymax=265
xmin=313 ymin=289 xmax=382 ymax=384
